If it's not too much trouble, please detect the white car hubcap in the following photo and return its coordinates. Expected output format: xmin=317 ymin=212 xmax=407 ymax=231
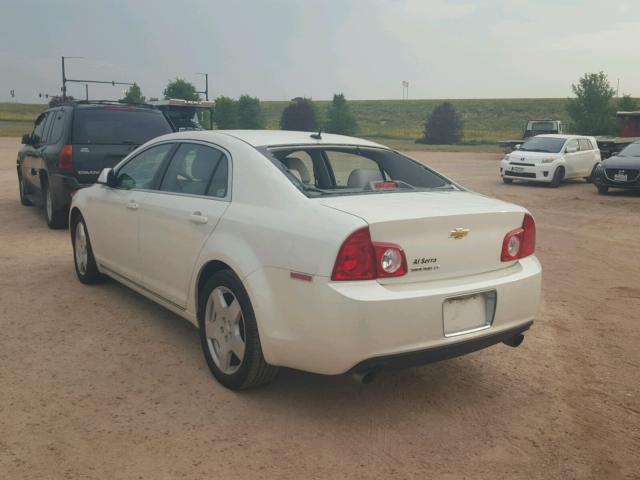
xmin=75 ymin=223 xmax=88 ymax=275
xmin=205 ymin=286 xmax=246 ymax=375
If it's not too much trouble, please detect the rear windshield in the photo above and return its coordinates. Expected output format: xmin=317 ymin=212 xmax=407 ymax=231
xmin=619 ymin=143 xmax=640 ymax=157
xmin=72 ymin=107 xmax=172 ymax=145
xmin=520 ymin=137 xmax=566 ymax=153
xmin=528 ymin=122 xmax=556 ymax=131
xmin=261 ymin=146 xmax=456 ymax=197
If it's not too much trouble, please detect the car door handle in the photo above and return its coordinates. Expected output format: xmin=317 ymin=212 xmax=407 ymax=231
xmin=126 ymin=201 xmax=139 ymax=210
xmin=189 ymin=212 xmax=208 ymax=224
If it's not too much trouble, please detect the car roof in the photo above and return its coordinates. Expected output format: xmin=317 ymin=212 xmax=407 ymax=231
xmin=155 ymin=130 xmax=387 ymax=149
xmin=532 ymin=134 xmax=591 ymax=140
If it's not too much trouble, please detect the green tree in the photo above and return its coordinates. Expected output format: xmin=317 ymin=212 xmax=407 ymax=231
xmin=163 ymin=78 xmax=200 ymax=101
xmin=280 ymin=97 xmax=317 ymax=131
xmin=236 ymin=95 xmax=264 ymax=129
xmin=618 ymin=94 xmax=638 ymax=112
xmin=214 ymin=96 xmax=238 ymax=129
xmin=325 ymin=93 xmax=357 ymax=135
xmin=120 ymin=83 xmax=145 ymax=104
xmin=419 ymin=101 xmax=462 ymax=144
xmin=566 ymin=72 xmax=616 ymax=135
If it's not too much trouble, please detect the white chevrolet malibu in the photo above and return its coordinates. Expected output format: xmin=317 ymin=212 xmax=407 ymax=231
xmin=70 ymin=130 xmax=541 ymax=389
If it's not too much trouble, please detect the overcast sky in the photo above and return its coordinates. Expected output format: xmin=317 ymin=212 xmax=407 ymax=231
xmin=1 ymin=0 xmax=638 ymax=103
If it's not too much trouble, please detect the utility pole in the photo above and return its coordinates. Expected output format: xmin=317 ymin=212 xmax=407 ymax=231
xmin=617 ymin=78 xmax=620 ymax=97
xmin=197 ymin=72 xmax=209 ymax=100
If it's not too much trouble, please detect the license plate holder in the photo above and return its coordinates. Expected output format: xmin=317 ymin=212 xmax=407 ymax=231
xmin=442 ymin=291 xmax=496 ymax=337
xmin=512 ymin=166 xmax=524 ymax=172
xmin=614 ymin=173 xmax=628 ymax=182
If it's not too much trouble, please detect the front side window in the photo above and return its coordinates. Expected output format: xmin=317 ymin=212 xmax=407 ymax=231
xmin=160 ymin=143 xmax=228 ymax=197
xmin=116 ymin=143 xmax=174 ymax=190
xmin=265 ymin=146 xmax=453 ymax=197
xmin=565 ymin=139 xmax=579 ymax=153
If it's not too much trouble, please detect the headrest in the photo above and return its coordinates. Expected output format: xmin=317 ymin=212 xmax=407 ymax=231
xmin=282 ymin=157 xmax=311 ymax=183
xmin=347 ymin=168 xmax=383 ymax=188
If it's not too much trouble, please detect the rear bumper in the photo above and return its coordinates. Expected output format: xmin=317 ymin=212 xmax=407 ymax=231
xmin=500 ymin=159 xmax=555 ymax=182
xmin=246 ymin=256 xmax=541 ymax=375
xmin=350 ymin=320 xmax=532 ymax=373
xmin=49 ymin=173 xmax=92 ymax=207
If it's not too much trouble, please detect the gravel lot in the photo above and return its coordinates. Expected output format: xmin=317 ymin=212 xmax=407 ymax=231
xmin=1 ymin=137 xmax=638 ymax=479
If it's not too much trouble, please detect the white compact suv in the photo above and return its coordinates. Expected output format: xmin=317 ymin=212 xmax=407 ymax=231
xmin=500 ymin=134 xmax=601 ymax=187
xmin=70 ymin=130 xmax=541 ymax=389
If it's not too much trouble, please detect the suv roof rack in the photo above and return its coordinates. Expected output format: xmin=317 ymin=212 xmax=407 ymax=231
xmin=62 ymin=100 xmax=156 ymax=109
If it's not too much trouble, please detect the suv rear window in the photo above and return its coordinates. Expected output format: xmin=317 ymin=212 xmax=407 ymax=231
xmin=263 ymin=146 xmax=455 ymax=197
xmin=72 ymin=107 xmax=172 ymax=145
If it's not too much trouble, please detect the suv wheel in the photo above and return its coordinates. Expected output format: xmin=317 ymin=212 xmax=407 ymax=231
xmin=585 ymin=164 xmax=598 ymax=183
xmin=18 ymin=174 xmax=33 ymax=206
xmin=42 ymin=180 xmax=67 ymax=229
xmin=502 ymin=177 xmax=513 ymax=184
xmin=71 ymin=215 xmax=102 ymax=284
xmin=198 ymin=270 xmax=279 ymax=390
xmin=597 ymin=185 xmax=609 ymax=195
xmin=549 ymin=167 xmax=564 ymax=188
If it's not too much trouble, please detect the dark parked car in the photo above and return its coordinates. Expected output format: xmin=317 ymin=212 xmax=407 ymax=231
xmin=17 ymin=101 xmax=174 ymax=228
xmin=593 ymin=140 xmax=640 ymax=194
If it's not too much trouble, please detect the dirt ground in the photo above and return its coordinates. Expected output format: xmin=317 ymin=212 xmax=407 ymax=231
xmin=1 ymin=137 xmax=638 ymax=480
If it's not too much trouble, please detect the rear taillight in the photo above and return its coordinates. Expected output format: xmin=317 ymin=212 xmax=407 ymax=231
xmin=59 ymin=145 xmax=73 ymax=172
xmin=332 ymin=227 xmax=407 ymax=281
xmin=501 ymin=213 xmax=536 ymax=262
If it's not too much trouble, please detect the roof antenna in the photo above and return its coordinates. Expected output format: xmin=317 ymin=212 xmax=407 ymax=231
xmin=310 ymin=129 xmax=322 ymax=140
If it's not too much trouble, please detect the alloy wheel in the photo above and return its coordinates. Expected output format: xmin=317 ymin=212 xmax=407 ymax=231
xmin=74 ymin=222 xmax=88 ymax=275
xmin=204 ymin=286 xmax=246 ymax=375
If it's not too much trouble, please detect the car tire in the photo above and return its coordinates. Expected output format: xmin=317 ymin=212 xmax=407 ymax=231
xmin=42 ymin=180 xmax=67 ymax=229
xmin=502 ymin=177 xmax=513 ymax=184
xmin=71 ymin=214 xmax=103 ymax=284
xmin=198 ymin=270 xmax=279 ymax=390
xmin=549 ymin=167 xmax=564 ymax=188
xmin=597 ymin=185 xmax=609 ymax=195
xmin=18 ymin=173 xmax=33 ymax=206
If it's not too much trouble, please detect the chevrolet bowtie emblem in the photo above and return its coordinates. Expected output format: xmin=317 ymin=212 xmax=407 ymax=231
xmin=449 ymin=228 xmax=470 ymax=240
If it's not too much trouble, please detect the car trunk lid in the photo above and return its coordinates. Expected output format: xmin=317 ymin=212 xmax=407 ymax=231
xmin=320 ymin=191 xmax=527 ymax=284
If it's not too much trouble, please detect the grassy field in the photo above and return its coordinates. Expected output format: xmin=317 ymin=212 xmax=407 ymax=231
xmin=1 ymin=98 xmax=575 ymax=148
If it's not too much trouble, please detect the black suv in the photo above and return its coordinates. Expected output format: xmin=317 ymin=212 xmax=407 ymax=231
xmin=17 ymin=101 xmax=174 ymax=228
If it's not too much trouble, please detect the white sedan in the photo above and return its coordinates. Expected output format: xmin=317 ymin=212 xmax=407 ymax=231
xmin=70 ymin=130 xmax=541 ymax=389
xmin=500 ymin=134 xmax=601 ymax=187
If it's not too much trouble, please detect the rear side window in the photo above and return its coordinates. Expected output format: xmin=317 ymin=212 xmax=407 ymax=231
xmin=578 ymin=139 xmax=593 ymax=151
xmin=31 ymin=112 xmax=50 ymax=144
xmin=72 ymin=107 xmax=172 ymax=145
xmin=48 ymin=110 xmax=67 ymax=144
xmin=116 ymin=143 xmax=174 ymax=190
xmin=160 ymin=143 xmax=228 ymax=198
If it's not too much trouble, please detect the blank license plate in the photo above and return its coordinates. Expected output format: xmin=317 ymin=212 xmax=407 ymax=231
xmin=512 ymin=166 xmax=524 ymax=172
xmin=443 ymin=291 xmax=496 ymax=337
xmin=614 ymin=174 xmax=628 ymax=182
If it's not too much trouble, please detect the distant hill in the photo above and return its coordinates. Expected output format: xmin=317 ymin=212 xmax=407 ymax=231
xmin=0 ymin=98 xmax=587 ymax=143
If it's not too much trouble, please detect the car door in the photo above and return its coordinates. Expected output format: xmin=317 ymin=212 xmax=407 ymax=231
xmin=88 ymin=142 xmax=175 ymax=284
xmin=578 ymin=138 xmax=596 ymax=175
xmin=22 ymin=112 xmax=52 ymax=193
xmin=563 ymin=138 xmax=580 ymax=178
xmin=138 ymin=142 xmax=231 ymax=308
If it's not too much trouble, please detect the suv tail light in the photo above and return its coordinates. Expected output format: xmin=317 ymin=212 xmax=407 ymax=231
xmin=59 ymin=145 xmax=73 ymax=172
xmin=332 ymin=227 xmax=407 ymax=281
xmin=501 ymin=213 xmax=536 ymax=262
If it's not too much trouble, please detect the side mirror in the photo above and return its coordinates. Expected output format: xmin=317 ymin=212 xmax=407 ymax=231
xmin=97 ymin=168 xmax=117 ymax=187
xmin=21 ymin=133 xmax=33 ymax=145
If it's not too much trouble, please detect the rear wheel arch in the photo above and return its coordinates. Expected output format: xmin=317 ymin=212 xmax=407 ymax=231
xmin=196 ymin=260 xmax=237 ymax=315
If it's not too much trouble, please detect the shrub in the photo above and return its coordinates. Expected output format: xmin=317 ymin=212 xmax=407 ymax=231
xmin=280 ymin=97 xmax=317 ymax=131
xmin=163 ymin=78 xmax=200 ymax=101
xmin=325 ymin=93 xmax=357 ymax=135
xmin=419 ymin=101 xmax=462 ymax=144
xmin=236 ymin=95 xmax=264 ymax=129
xmin=214 ymin=96 xmax=237 ymax=129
